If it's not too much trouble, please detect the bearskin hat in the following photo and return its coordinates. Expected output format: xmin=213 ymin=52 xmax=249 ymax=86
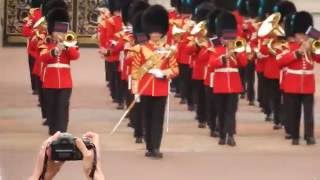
xmin=206 ymin=8 xmax=223 ymax=36
xmin=108 ymin=0 xmax=122 ymax=14
xmin=128 ymin=0 xmax=150 ymax=25
xmin=142 ymin=5 xmax=169 ymax=35
xmin=215 ymin=11 xmax=237 ymax=37
xmin=237 ymin=0 xmax=248 ymax=17
xmin=291 ymin=11 xmax=313 ymax=34
xmin=246 ymin=0 xmax=260 ymax=18
xmin=47 ymin=8 xmax=70 ymax=34
xmin=121 ymin=0 xmax=134 ymax=25
xmin=273 ymin=1 xmax=296 ymax=22
xmin=258 ymin=0 xmax=280 ymax=20
xmin=213 ymin=0 xmax=236 ymax=11
xmin=31 ymin=0 xmax=42 ymax=8
xmin=42 ymin=0 xmax=68 ymax=17
xmin=284 ymin=13 xmax=294 ymax=37
xmin=192 ymin=2 xmax=216 ymax=23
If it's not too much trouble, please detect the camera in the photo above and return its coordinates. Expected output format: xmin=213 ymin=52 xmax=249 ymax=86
xmin=51 ymin=133 xmax=94 ymax=161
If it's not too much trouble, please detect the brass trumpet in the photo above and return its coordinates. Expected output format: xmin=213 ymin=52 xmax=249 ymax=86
xmin=228 ymin=38 xmax=247 ymax=53
xmin=311 ymin=40 xmax=320 ymax=54
xmin=63 ymin=31 xmax=78 ymax=47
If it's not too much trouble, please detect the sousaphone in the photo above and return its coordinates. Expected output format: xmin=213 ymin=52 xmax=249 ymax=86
xmin=258 ymin=13 xmax=285 ymax=37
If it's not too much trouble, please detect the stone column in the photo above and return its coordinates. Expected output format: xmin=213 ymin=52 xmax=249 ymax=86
xmin=1 ymin=0 xmax=4 ymax=46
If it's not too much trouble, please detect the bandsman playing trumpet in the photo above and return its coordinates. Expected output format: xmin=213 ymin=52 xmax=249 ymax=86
xmin=276 ymin=11 xmax=320 ymax=145
xmin=22 ymin=0 xmax=43 ymax=95
xmin=208 ymin=11 xmax=248 ymax=146
xmin=39 ymin=8 xmax=80 ymax=135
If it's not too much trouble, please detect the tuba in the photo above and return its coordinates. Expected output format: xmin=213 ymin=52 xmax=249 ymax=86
xmin=258 ymin=13 xmax=288 ymax=55
xmin=258 ymin=13 xmax=285 ymax=37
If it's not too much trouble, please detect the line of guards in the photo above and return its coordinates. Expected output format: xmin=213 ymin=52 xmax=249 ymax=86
xmin=23 ymin=0 xmax=320 ymax=159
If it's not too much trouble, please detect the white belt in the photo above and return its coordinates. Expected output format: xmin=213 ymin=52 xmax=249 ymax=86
xmin=214 ymin=68 xmax=239 ymax=73
xmin=47 ymin=63 xmax=70 ymax=68
xmin=286 ymin=69 xmax=313 ymax=75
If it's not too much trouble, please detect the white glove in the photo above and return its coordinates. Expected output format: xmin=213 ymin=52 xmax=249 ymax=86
xmin=134 ymin=94 xmax=140 ymax=103
xmin=148 ymin=68 xmax=165 ymax=78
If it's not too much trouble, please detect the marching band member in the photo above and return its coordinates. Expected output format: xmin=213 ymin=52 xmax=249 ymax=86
xmin=190 ymin=1 xmax=216 ymax=128
xmin=261 ymin=1 xmax=296 ymax=129
xmin=99 ymin=0 xmax=124 ymax=106
xmin=39 ymin=8 xmax=80 ymax=135
xmin=131 ymin=5 xmax=179 ymax=158
xmin=124 ymin=0 xmax=150 ymax=143
xmin=175 ymin=0 xmax=196 ymax=110
xmin=277 ymin=11 xmax=320 ymax=145
xmin=255 ymin=0 xmax=280 ymax=114
xmin=22 ymin=0 xmax=43 ymax=95
xmin=241 ymin=0 xmax=260 ymax=105
xmin=209 ymin=11 xmax=248 ymax=146
xmin=204 ymin=9 xmax=223 ymax=138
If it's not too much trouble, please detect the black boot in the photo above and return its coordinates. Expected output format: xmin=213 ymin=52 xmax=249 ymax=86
xmin=306 ymin=137 xmax=316 ymax=145
xmin=265 ymin=114 xmax=272 ymax=122
xmin=151 ymin=149 xmax=163 ymax=159
xmin=292 ymin=139 xmax=299 ymax=145
xmin=135 ymin=137 xmax=143 ymax=144
xmin=218 ymin=138 xmax=226 ymax=145
xmin=198 ymin=122 xmax=206 ymax=128
xmin=273 ymin=124 xmax=282 ymax=130
xmin=116 ymin=103 xmax=125 ymax=110
xmin=227 ymin=135 xmax=236 ymax=147
xmin=210 ymin=131 xmax=219 ymax=138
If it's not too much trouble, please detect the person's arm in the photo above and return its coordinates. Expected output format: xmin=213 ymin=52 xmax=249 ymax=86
xmin=28 ymin=132 xmax=64 ymax=180
xmin=76 ymin=132 xmax=105 ymax=180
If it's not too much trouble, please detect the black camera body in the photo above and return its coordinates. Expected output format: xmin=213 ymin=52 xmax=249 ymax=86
xmin=51 ymin=133 xmax=94 ymax=161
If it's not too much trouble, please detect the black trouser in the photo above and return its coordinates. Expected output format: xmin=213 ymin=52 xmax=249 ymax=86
xmin=118 ymin=79 xmax=127 ymax=106
xmin=179 ymin=64 xmax=193 ymax=106
xmin=132 ymin=102 xmax=144 ymax=138
xmin=105 ymin=61 xmax=110 ymax=83
xmin=261 ymin=76 xmax=271 ymax=116
xmin=246 ymin=61 xmax=255 ymax=102
xmin=215 ymin=93 xmax=239 ymax=138
xmin=265 ymin=78 xmax=281 ymax=125
xmin=282 ymin=93 xmax=291 ymax=135
xmin=44 ymin=88 xmax=72 ymax=135
xmin=193 ymin=80 xmax=206 ymax=123
xmin=239 ymin=67 xmax=246 ymax=96
xmin=205 ymin=86 xmax=218 ymax=132
xmin=141 ymin=96 xmax=167 ymax=151
xmin=28 ymin=54 xmax=38 ymax=92
xmin=36 ymin=77 xmax=46 ymax=119
xmin=285 ymin=94 xmax=314 ymax=140
xmin=257 ymin=72 xmax=264 ymax=107
xmin=108 ymin=61 xmax=121 ymax=102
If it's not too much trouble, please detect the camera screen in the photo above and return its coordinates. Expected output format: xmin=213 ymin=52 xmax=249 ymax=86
xmin=55 ymin=149 xmax=73 ymax=159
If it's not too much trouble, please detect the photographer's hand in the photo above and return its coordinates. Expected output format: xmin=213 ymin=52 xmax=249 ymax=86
xmin=76 ymin=132 xmax=105 ymax=180
xmin=28 ymin=132 xmax=64 ymax=180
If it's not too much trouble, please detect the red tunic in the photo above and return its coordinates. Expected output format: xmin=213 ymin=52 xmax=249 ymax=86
xmin=277 ymin=42 xmax=320 ymax=94
xmin=40 ymin=44 xmax=80 ymax=89
xmin=209 ymin=45 xmax=247 ymax=93
xmin=131 ymin=42 xmax=179 ymax=96
xmin=192 ymin=45 xmax=210 ymax=80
